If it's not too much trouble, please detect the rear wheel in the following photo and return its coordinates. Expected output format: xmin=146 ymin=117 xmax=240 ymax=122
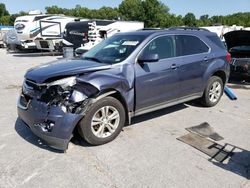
xmin=78 ymin=96 xmax=125 ymax=145
xmin=201 ymin=76 xmax=223 ymax=107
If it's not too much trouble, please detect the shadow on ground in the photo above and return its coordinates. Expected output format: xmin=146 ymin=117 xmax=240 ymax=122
xmin=228 ymin=77 xmax=250 ymax=90
xmin=72 ymin=103 xmax=189 ymax=148
xmin=15 ymin=118 xmax=64 ymax=153
xmin=209 ymin=143 xmax=250 ymax=180
xmin=12 ymin=52 xmax=62 ymax=57
xmin=131 ymin=103 xmax=188 ymax=124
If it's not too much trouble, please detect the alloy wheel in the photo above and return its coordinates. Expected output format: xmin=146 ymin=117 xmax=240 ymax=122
xmin=91 ymin=106 xmax=120 ymax=138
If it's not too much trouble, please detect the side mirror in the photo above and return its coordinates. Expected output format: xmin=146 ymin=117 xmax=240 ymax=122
xmin=138 ymin=53 xmax=159 ymax=63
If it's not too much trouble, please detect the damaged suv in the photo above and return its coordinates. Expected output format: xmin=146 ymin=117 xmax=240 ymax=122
xmin=18 ymin=28 xmax=230 ymax=150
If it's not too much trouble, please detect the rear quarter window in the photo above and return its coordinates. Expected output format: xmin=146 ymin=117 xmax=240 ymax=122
xmin=207 ymin=35 xmax=226 ymax=49
xmin=175 ymin=35 xmax=209 ymax=56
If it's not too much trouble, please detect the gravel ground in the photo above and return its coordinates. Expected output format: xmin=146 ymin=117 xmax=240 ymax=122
xmin=0 ymin=49 xmax=249 ymax=188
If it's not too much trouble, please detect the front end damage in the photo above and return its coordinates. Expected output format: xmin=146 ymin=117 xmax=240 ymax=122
xmin=17 ymin=76 xmax=99 ymax=150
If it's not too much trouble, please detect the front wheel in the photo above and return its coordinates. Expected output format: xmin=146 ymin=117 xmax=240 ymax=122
xmin=201 ymin=76 xmax=223 ymax=107
xmin=78 ymin=96 xmax=126 ymax=145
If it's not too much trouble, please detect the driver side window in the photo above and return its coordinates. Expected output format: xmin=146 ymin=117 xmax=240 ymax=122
xmin=141 ymin=35 xmax=176 ymax=60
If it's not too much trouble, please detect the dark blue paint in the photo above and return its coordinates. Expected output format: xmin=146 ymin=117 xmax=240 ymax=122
xmin=18 ymin=29 xmax=230 ymax=150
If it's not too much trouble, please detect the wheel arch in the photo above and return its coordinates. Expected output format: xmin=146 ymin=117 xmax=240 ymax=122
xmin=212 ymin=70 xmax=227 ymax=86
xmin=74 ymin=89 xmax=130 ymax=135
xmin=94 ymin=89 xmax=129 ymax=125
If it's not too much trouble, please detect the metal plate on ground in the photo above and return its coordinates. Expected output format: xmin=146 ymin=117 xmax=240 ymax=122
xmin=186 ymin=122 xmax=224 ymax=141
xmin=177 ymin=133 xmax=232 ymax=162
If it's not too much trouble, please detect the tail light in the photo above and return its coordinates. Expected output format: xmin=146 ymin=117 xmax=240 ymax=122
xmin=226 ymin=52 xmax=231 ymax=63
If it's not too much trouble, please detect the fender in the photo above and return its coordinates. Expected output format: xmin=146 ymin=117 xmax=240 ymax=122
xmin=76 ymin=66 xmax=135 ymax=113
xmin=202 ymin=58 xmax=229 ymax=89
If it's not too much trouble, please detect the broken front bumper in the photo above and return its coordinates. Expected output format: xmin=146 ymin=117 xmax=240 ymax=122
xmin=17 ymin=95 xmax=84 ymax=151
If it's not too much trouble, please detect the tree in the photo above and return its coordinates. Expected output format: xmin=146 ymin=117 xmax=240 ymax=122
xmin=142 ymin=0 xmax=170 ymax=27
xmin=0 ymin=3 xmax=9 ymax=17
xmin=1 ymin=1 xmax=249 ymax=28
xmin=45 ymin=6 xmax=67 ymax=15
xmin=119 ymin=0 xmax=170 ymax=28
xmin=183 ymin=13 xmax=197 ymax=27
xmin=0 ymin=15 xmax=10 ymax=25
xmin=199 ymin=14 xmax=211 ymax=26
xmin=119 ymin=0 xmax=144 ymax=21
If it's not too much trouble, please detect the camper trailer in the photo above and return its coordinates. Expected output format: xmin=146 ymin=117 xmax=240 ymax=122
xmin=201 ymin=25 xmax=244 ymax=41
xmin=63 ymin=20 xmax=113 ymax=49
xmin=14 ymin=10 xmax=78 ymax=51
xmin=3 ymin=29 xmax=22 ymax=51
xmin=0 ymin=26 xmax=14 ymax=48
xmin=63 ymin=20 xmax=144 ymax=55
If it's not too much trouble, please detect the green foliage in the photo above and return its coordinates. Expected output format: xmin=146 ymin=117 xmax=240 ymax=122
xmin=119 ymin=0 xmax=144 ymax=21
xmin=0 ymin=3 xmax=9 ymax=17
xmin=0 ymin=1 xmax=250 ymax=27
xmin=183 ymin=13 xmax=197 ymax=27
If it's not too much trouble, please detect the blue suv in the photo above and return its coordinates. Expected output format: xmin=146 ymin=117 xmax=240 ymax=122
xmin=17 ymin=28 xmax=230 ymax=150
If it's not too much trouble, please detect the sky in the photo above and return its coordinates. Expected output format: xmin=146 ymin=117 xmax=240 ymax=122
xmin=1 ymin=0 xmax=250 ymax=18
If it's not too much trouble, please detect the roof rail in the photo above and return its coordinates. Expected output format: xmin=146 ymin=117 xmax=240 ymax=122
xmin=140 ymin=28 xmax=162 ymax=30
xmin=168 ymin=27 xmax=209 ymax=32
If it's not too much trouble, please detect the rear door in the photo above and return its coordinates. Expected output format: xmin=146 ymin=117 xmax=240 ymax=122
xmin=135 ymin=35 xmax=181 ymax=111
xmin=175 ymin=35 xmax=211 ymax=98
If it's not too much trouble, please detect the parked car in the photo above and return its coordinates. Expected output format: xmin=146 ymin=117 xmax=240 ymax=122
xmin=17 ymin=27 xmax=230 ymax=150
xmin=224 ymin=30 xmax=250 ymax=80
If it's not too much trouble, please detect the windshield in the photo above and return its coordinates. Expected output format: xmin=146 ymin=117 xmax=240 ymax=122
xmin=82 ymin=34 xmax=146 ymax=64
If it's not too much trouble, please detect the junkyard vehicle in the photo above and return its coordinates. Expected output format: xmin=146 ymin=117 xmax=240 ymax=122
xmin=17 ymin=28 xmax=230 ymax=150
xmin=224 ymin=30 xmax=250 ymax=80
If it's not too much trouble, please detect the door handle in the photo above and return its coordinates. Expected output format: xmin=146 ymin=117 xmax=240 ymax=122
xmin=171 ymin=64 xmax=178 ymax=69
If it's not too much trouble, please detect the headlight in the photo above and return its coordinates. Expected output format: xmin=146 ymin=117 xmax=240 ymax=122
xmin=47 ymin=76 xmax=76 ymax=88
xmin=69 ymin=90 xmax=87 ymax=103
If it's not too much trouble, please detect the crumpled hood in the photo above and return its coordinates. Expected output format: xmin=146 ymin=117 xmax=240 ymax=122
xmin=224 ymin=30 xmax=250 ymax=50
xmin=25 ymin=58 xmax=112 ymax=84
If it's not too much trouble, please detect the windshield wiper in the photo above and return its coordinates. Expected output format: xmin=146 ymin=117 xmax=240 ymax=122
xmin=83 ymin=56 xmax=103 ymax=63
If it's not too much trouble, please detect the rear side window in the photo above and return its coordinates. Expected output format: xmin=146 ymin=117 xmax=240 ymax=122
xmin=141 ymin=35 xmax=176 ymax=60
xmin=176 ymin=35 xmax=209 ymax=56
xmin=207 ymin=35 xmax=226 ymax=49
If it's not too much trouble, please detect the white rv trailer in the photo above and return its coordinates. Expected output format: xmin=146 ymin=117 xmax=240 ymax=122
xmin=14 ymin=11 xmax=79 ymax=51
xmin=75 ymin=20 xmax=144 ymax=54
xmin=201 ymin=25 xmax=244 ymax=41
xmin=0 ymin=27 xmax=13 ymax=48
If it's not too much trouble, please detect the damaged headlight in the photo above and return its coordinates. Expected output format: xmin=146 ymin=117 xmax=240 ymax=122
xmin=47 ymin=76 xmax=76 ymax=88
xmin=42 ymin=76 xmax=91 ymax=114
xmin=69 ymin=90 xmax=88 ymax=103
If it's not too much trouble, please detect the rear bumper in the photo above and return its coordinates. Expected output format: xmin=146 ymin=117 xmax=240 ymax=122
xmin=17 ymin=96 xmax=83 ymax=151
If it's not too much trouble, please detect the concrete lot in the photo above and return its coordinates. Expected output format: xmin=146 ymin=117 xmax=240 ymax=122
xmin=0 ymin=49 xmax=249 ymax=188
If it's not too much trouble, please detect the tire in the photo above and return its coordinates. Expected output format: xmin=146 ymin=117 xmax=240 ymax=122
xmin=78 ymin=96 xmax=126 ymax=145
xmin=201 ymin=76 xmax=223 ymax=107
